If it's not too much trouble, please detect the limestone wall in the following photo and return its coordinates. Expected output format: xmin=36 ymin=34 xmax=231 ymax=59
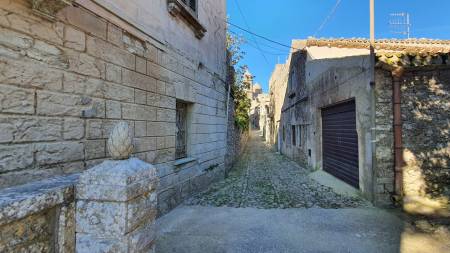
xmin=373 ymin=69 xmax=395 ymax=205
xmin=225 ymin=95 xmax=248 ymax=173
xmin=400 ymin=67 xmax=450 ymax=215
xmin=0 ymin=175 xmax=77 ymax=252
xmin=373 ymin=66 xmax=450 ymax=212
xmin=92 ymin=0 xmax=227 ymax=77
xmin=268 ymin=63 xmax=289 ymax=146
xmin=278 ymin=50 xmax=309 ymax=165
xmin=0 ymin=0 xmax=228 ymax=215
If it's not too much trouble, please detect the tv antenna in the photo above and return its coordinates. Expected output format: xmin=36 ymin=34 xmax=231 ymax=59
xmin=389 ymin=12 xmax=411 ymax=39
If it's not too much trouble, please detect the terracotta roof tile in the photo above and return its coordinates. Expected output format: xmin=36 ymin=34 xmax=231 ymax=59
xmin=306 ymin=38 xmax=450 ymax=54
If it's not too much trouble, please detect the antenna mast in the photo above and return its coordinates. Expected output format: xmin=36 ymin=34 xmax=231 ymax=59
xmin=389 ymin=12 xmax=411 ymax=39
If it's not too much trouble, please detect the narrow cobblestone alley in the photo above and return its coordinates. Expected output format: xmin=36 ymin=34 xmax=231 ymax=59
xmin=156 ymin=131 xmax=450 ymax=253
xmin=187 ymin=131 xmax=367 ymax=209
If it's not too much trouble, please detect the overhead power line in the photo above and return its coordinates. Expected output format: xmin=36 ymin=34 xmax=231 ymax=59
xmin=226 ymin=21 xmax=302 ymax=51
xmin=313 ymin=0 xmax=342 ymax=37
xmin=233 ymin=0 xmax=270 ymax=65
xmin=228 ymin=29 xmax=289 ymax=55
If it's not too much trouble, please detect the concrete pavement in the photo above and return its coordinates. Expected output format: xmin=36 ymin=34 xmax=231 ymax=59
xmin=155 ymin=205 xmax=406 ymax=253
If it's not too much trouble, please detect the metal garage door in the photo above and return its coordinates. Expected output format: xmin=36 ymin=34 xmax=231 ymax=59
xmin=321 ymin=99 xmax=359 ymax=188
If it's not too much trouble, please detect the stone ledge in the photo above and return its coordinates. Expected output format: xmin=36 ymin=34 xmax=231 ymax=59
xmin=28 ymin=0 xmax=74 ymax=21
xmin=174 ymin=157 xmax=197 ymax=166
xmin=0 ymin=174 xmax=78 ymax=226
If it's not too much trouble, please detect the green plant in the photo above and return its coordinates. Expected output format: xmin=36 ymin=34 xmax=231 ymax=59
xmin=227 ymin=31 xmax=251 ymax=130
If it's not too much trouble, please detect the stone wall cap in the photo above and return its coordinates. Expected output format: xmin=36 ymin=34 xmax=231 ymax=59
xmin=78 ymin=158 xmax=157 ymax=186
xmin=0 ymin=174 xmax=78 ymax=226
xmin=306 ymin=38 xmax=450 ymax=54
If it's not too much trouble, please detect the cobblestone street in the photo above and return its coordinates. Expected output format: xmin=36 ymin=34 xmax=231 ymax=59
xmin=187 ymin=131 xmax=368 ymax=209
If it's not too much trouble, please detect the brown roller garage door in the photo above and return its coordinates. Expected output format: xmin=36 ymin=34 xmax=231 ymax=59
xmin=321 ymin=99 xmax=359 ymax=188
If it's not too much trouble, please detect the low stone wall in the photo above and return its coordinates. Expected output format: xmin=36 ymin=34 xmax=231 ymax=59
xmin=0 ymin=175 xmax=77 ymax=252
xmin=0 ymin=157 xmax=161 ymax=252
xmin=225 ymin=95 xmax=249 ymax=173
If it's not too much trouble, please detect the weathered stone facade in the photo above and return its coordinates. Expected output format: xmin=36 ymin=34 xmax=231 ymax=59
xmin=244 ymin=70 xmax=270 ymax=137
xmin=0 ymin=175 xmax=77 ymax=252
xmin=1 ymin=0 xmax=228 ymax=251
xmin=225 ymin=94 xmax=249 ymax=173
xmin=373 ymin=69 xmax=395 ymax=204
xmin=269 ymin=39 xmax=450 ymax=214
xmin=268 ymin=63 xmax=289 ymax=148
xmin=0 ymin=0 xmax=227 ymax=214
xmin=400 ymin=67 xmax=450 ymax=215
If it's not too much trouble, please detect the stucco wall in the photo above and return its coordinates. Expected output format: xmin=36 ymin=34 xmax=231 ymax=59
xmin=306 ymin=46 xmax=369 ymax=61
xmin=306 ymin=55 xmax=374 ymax=199
xmin=277 ymin=53 xmax=375 ymax=199
xmin=0 ymin=0 xmax=228 ymax=216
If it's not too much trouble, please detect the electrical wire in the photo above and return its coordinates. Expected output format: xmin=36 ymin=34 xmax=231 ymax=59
xmin=226 ymin=21 xmax=302 ymax=51
xmin=228 ymin=29 xmax=289 ymax=55
xmin=313 ymin=0 xmax=342 ymax=37
xmin=233 ymin=0 xmax=271 ymax=64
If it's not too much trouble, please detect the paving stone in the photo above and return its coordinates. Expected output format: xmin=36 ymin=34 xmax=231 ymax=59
xmin=187 ymin=131 xmax=368 ymax=209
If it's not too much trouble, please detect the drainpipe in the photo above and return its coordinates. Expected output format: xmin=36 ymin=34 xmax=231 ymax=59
xmin=369 ymin=0 xmax=376 ymax=203
xmin=392 ymin=67 xmax=405 ymax=203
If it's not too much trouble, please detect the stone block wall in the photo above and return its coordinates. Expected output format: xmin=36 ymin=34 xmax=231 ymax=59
xmin=0 ymin=175 xmax=77 ymax=252
xmin=225 ymin=95 xmax=249 ymax=173
xmin=0 ymin=0 xmax=228 ymax=215
xmin=373 ymin=69 xmax=395 ymax=205
xmin=268 ymin=63 xmax=289 ymax=147
xmin=373 ymin=66 xmax=450 ymax=212
xmin=400 ymin=67 xmax=450 ymax=213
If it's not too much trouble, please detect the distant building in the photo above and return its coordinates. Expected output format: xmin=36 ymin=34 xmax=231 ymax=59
xmin=269 ymin=38 xmax=450 ymax=215
xmin=244 ymin=71 xmax=271 ymax=136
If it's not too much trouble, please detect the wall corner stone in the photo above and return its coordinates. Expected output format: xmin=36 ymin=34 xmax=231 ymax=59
xmin=75 ymin=158 xmax=159 ymax=252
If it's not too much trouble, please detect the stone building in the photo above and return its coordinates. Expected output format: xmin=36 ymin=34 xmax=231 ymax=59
xmin=257 ymin=93 xmax=271 ymax=141
xmin=0 ymin=0 xmax=229 ymax=251
xmin=269 ymin=38 xmax=450 ymax=215
xmin=268 ymin=61 xmax=291 ymax=150
xmin=244 ymin=70 xmax=270 ymax=136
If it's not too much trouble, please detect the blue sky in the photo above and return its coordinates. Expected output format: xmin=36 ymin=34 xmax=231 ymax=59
xmin=227 ymin=0 xmax=450 ymax=92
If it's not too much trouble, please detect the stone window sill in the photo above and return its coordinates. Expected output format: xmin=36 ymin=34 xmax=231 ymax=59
xmin=174 ymin=157 xmax=197 ymax=166
xmin=167 ymin=0 xmax=207 ymax=39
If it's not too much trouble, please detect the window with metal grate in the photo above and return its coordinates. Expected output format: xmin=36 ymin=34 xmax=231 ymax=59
xmin=180 ymin=0 xmax=197 ymax=13
xmin=176 ymin=101 xmax=188 ymax=160
xmin=292 ymin=125 xmax=296 ymax=146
